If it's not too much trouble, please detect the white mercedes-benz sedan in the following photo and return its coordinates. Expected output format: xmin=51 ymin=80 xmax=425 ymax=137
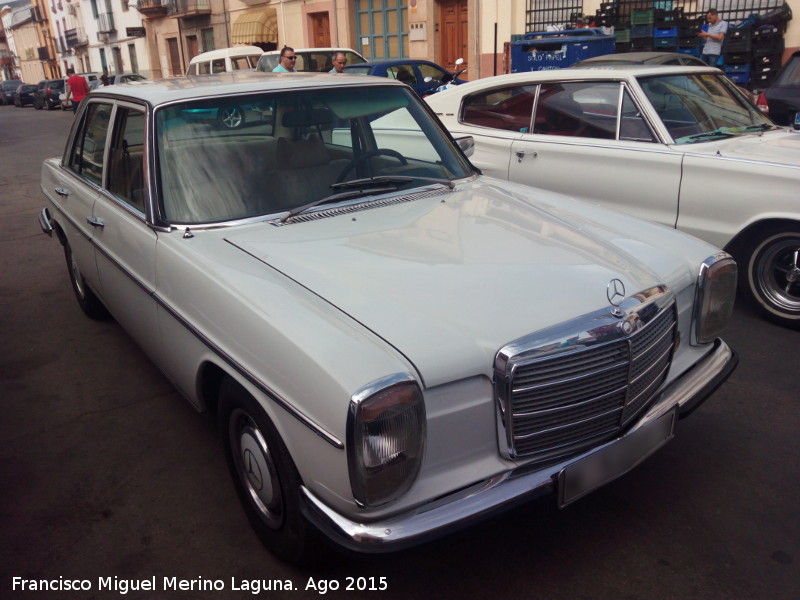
xmin=39 ymin=71 xmax=737 ymax=562
xmin=426 ymin=66 xmax=800 ymax=328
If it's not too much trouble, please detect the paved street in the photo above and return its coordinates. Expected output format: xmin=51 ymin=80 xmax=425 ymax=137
xmin=1 ymin=105 xmax=798 ymax=600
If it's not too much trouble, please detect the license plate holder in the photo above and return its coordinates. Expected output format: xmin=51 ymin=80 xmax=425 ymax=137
xmin=558 ymin=406 xmax=677 ymax=507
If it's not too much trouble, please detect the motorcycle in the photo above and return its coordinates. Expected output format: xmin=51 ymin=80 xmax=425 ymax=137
xmin=422 ymin=58 xmax=467 ymax=97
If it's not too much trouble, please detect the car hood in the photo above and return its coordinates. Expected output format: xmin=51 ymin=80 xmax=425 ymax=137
xmin=223 ymin=181 xmax=692 ymax=387
xmin=697 ymin=129 xmax=800 ymax=165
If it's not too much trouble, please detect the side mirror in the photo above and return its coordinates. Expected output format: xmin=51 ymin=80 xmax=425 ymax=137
xmin=454 ymin=135 xmax=474 ymax=158
xmin=455 ymin=58 xmax=464 ymax=67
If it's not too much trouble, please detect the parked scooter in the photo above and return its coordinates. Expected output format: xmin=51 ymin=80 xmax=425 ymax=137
xmin=422 ymin=58 xmax=467 ymax=97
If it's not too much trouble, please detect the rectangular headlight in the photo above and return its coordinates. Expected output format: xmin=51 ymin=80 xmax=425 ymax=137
xmin=347 ymin=374 xmax=426 ymax=508
xmin=694 ymin=253 xmax=737 ymax=344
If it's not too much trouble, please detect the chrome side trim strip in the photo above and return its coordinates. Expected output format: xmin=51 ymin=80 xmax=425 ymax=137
xmin=43 ymin=197 xmax=343 ymax=449
xmin=300 ymin=339 xmax=736 ymax=553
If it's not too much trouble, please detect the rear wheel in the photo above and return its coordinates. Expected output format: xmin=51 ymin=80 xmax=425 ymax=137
xmin=64 ymin=240 xmax=108 ymax=319
xmin=742 ymin=226 xmax=800 ymax=328
xmin=218 ymin=378 xmax=317 ymax=564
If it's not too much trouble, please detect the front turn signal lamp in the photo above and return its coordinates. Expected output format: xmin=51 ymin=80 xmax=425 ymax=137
xmin=347 ymin=374 xmax=426 ymax=508
xmin=694 ymin=253 xmax=738 ymax=344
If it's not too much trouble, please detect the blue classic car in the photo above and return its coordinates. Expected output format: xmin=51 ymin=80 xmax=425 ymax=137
xmin=343 ymin=58 xmax=466 ymax=96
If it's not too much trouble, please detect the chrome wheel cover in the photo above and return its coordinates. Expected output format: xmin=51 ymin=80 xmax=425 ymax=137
xmin=229 ymin=408 xmax=283 ymax=529
xmin=219 ymin=106 xmax=243 ymax=129
xmin=752 ymin=234 xmax=800 ymax=314
xmin=69 ymin=249 xmax=86 ymax=300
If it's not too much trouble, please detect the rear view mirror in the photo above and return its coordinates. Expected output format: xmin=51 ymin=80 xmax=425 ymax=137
xmin=454 ymin=135 xmax=474 ymax=157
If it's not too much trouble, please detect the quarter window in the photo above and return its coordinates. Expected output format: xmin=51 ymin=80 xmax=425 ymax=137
xmin=68 ymin=102 xmax=113 ymax=186
xmin=462 ymin=85 xmax=537 ymax=132
xmin=387 ymin=64 xmax=417 ymax=85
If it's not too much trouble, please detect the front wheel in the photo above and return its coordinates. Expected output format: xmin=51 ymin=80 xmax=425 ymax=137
xmin=743 ymin=227 xmax=800 ymax=328
xmin=64 ymin=240 xmax=108 ymax=319
xmin=218 ymin=378 xmax=317 ymax=563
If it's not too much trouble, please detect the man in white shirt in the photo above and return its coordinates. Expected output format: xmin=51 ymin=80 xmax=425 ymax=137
xmin=698 ymin=9 xmax=728 ymax=67
xmin=329 ymin=52 xmax=347 ymax=73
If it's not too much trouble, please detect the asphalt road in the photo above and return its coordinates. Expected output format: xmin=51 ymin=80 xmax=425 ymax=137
xmin=1 ymin=105 xmax=798 ymax=600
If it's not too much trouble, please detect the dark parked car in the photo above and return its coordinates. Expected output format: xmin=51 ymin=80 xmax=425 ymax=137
xmin=343 ymin=58 xmax=467 ymax=96
xmin=33 ymin=79 xmax=66 ymax=110
xmin=1 ymin=79 xmax=24 ymax=105
xmin=756 ymin=50 xmax=800 ymax=128
xmin=14 ymin=84 xmax=36 ymax=107
xmin=572 ymin=51 xmax=707 ymax=67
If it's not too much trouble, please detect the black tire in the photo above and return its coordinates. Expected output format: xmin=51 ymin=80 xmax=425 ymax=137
xmin=218 ymin=105 xmax=244 ymax=129
xmin=741 ymin=226 xmax=800 ymax=328
xmin=218 ymin=378 xmax=318 ymax=564
xmin=64 ymin=240 xmax=109 ymax=320
xmin=34 ymin=101 xmax=42 ymax=110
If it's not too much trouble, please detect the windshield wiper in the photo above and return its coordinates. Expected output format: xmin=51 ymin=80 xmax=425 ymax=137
xmin=330 ymin=175 xmax=455 ymax=190
xmin=675 ymin=129 xmax=737 ymax=143
xmin=739 ymin=123 xmax=777 ymax=133
xmin=279 ymin=186 xmax=399 ymax=223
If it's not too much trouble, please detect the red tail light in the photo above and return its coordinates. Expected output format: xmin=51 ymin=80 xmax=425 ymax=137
xmin=46 ymin=87 xmax=52 ymax=94
xmin=755 ymin=93 xmax=769 ymax=114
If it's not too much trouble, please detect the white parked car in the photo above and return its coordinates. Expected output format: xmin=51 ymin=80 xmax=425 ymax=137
xmin=426 ymin=66 xmax=800 ymax=328
xmin=256 ymin=47 xmax=366 ymax=73
xmin=39 ymin=72 xmax=737 ymax=562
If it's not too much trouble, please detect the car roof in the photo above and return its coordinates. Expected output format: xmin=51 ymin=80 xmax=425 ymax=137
xmin=578 ymin=52 xmax=688 ymax=63
xmin=88 ymin=71 xmax=403 ymax=105
xmin=461 ymin=64 xmax=717 ymax=86
xmin=190 ymin=46 xmax=263 ymax=63
xmin=261 ymin=47 xmax=362 ymax=55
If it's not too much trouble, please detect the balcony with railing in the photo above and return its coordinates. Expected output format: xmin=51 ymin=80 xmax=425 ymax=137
xmin=137 ymin=0 xmax=172 ymax=17
xmin=171 ymin=0 xmax=211 ymax=18
xmin=65 ymin=27 xmax=89 ymax=48
xmin=97 ymin=12 xmax=116 ymax=33
xmin=37 ymin=46 xmax=54 ymax=61
xmin=0 ymin=49 xmax=15 ymax=65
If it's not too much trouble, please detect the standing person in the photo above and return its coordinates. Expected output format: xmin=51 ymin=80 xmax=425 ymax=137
xmin=272 ymin=47 xmax=297 ymax=72
xmin=329 ymin=51 xmax=347 ymax=73
xmin=100 ymin=73 xmax=110 ymax=86
xmin=64 ymin=68 xmax=89 ymax=113
xmin=698 ymin=9 xmax=728 ymax=67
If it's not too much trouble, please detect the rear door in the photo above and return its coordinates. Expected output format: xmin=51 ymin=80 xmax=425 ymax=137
xmin=91 ymin=101 xmax=161 ymax=359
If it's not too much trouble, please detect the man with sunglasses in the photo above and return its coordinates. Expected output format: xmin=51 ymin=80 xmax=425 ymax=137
xmin=273 ymin=47 xmax=298 ymax=72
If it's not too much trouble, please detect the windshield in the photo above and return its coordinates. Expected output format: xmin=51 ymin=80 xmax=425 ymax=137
xmin=639 ymin=73 xmax=774 ymax=144
xmin=155 ymin=86 xmax=473 ymax=224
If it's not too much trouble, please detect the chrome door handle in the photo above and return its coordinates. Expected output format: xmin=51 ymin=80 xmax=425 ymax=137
xmin=515 ymin=151 xmax=538 ymax=163
xmin=86 ymin=216 xmax=105 ymax=228
xmin=54 ymin=187 xmax=70 ymax=197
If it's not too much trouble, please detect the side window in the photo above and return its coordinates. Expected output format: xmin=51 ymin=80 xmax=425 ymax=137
xmin=462 ymin=85 xmax=536 ymax=132
xmin=68 ymin=102 xmax=113 ymax=186
xmin=107 ymin=107 xmax=146 ymax=212
xmin=619 ymin=88 xmax=657 ymax=142
xmin=198 ymin=61 xmax=211 ymax=75
xmin=533 ymin=82 xmax=617 ymax=140
xmin=388 ymin=64 xmax=417 ymax=85
xmin=212 ymin=59 xmax=226 ymax=73
xmin=418 ymin=64 xmax=448 ymax=84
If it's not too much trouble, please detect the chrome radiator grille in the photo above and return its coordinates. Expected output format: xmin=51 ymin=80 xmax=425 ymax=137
xmin=495 ymin=289 xmax=676 ymax=461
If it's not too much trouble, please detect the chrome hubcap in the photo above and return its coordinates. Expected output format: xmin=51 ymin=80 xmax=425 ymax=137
xmin=220 ymin=107 xmax=242 ymax=128
xmin=756 ymin=240 xmax=800 ymax=312
xmin=230 ymin=409 xmax=282 ymax=529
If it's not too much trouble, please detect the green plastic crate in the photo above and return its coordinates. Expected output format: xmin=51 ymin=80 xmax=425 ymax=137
xmin=631 ymin=9 xmax=654 ymax=25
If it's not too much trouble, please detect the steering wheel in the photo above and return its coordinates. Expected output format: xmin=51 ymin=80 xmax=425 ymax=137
xmin=336 ymin=149 xmax=408 ymax=183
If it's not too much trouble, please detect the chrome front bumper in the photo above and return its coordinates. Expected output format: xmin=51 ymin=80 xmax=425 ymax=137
xmin=301 ymin=339 xmax=737 ymax=553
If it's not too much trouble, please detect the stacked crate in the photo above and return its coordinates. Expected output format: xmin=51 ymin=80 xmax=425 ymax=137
xmin=630 ymin=8 xmax=654 ymax=51
xmin=723 ymin=26 xmax=753 ymax=84
xmin=653 ymin=9 xmax=681 ymax=49
xmin=677 ymin=13 xmax=704 ymax=56
xmin=750 ymin=24 xmax=785 ymax=89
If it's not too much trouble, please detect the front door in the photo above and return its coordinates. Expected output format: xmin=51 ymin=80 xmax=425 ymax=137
xmin=439 ymin=0 xmax=468 ymax=72
xmin=310 ymin=12 xmax=330 ymax=48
